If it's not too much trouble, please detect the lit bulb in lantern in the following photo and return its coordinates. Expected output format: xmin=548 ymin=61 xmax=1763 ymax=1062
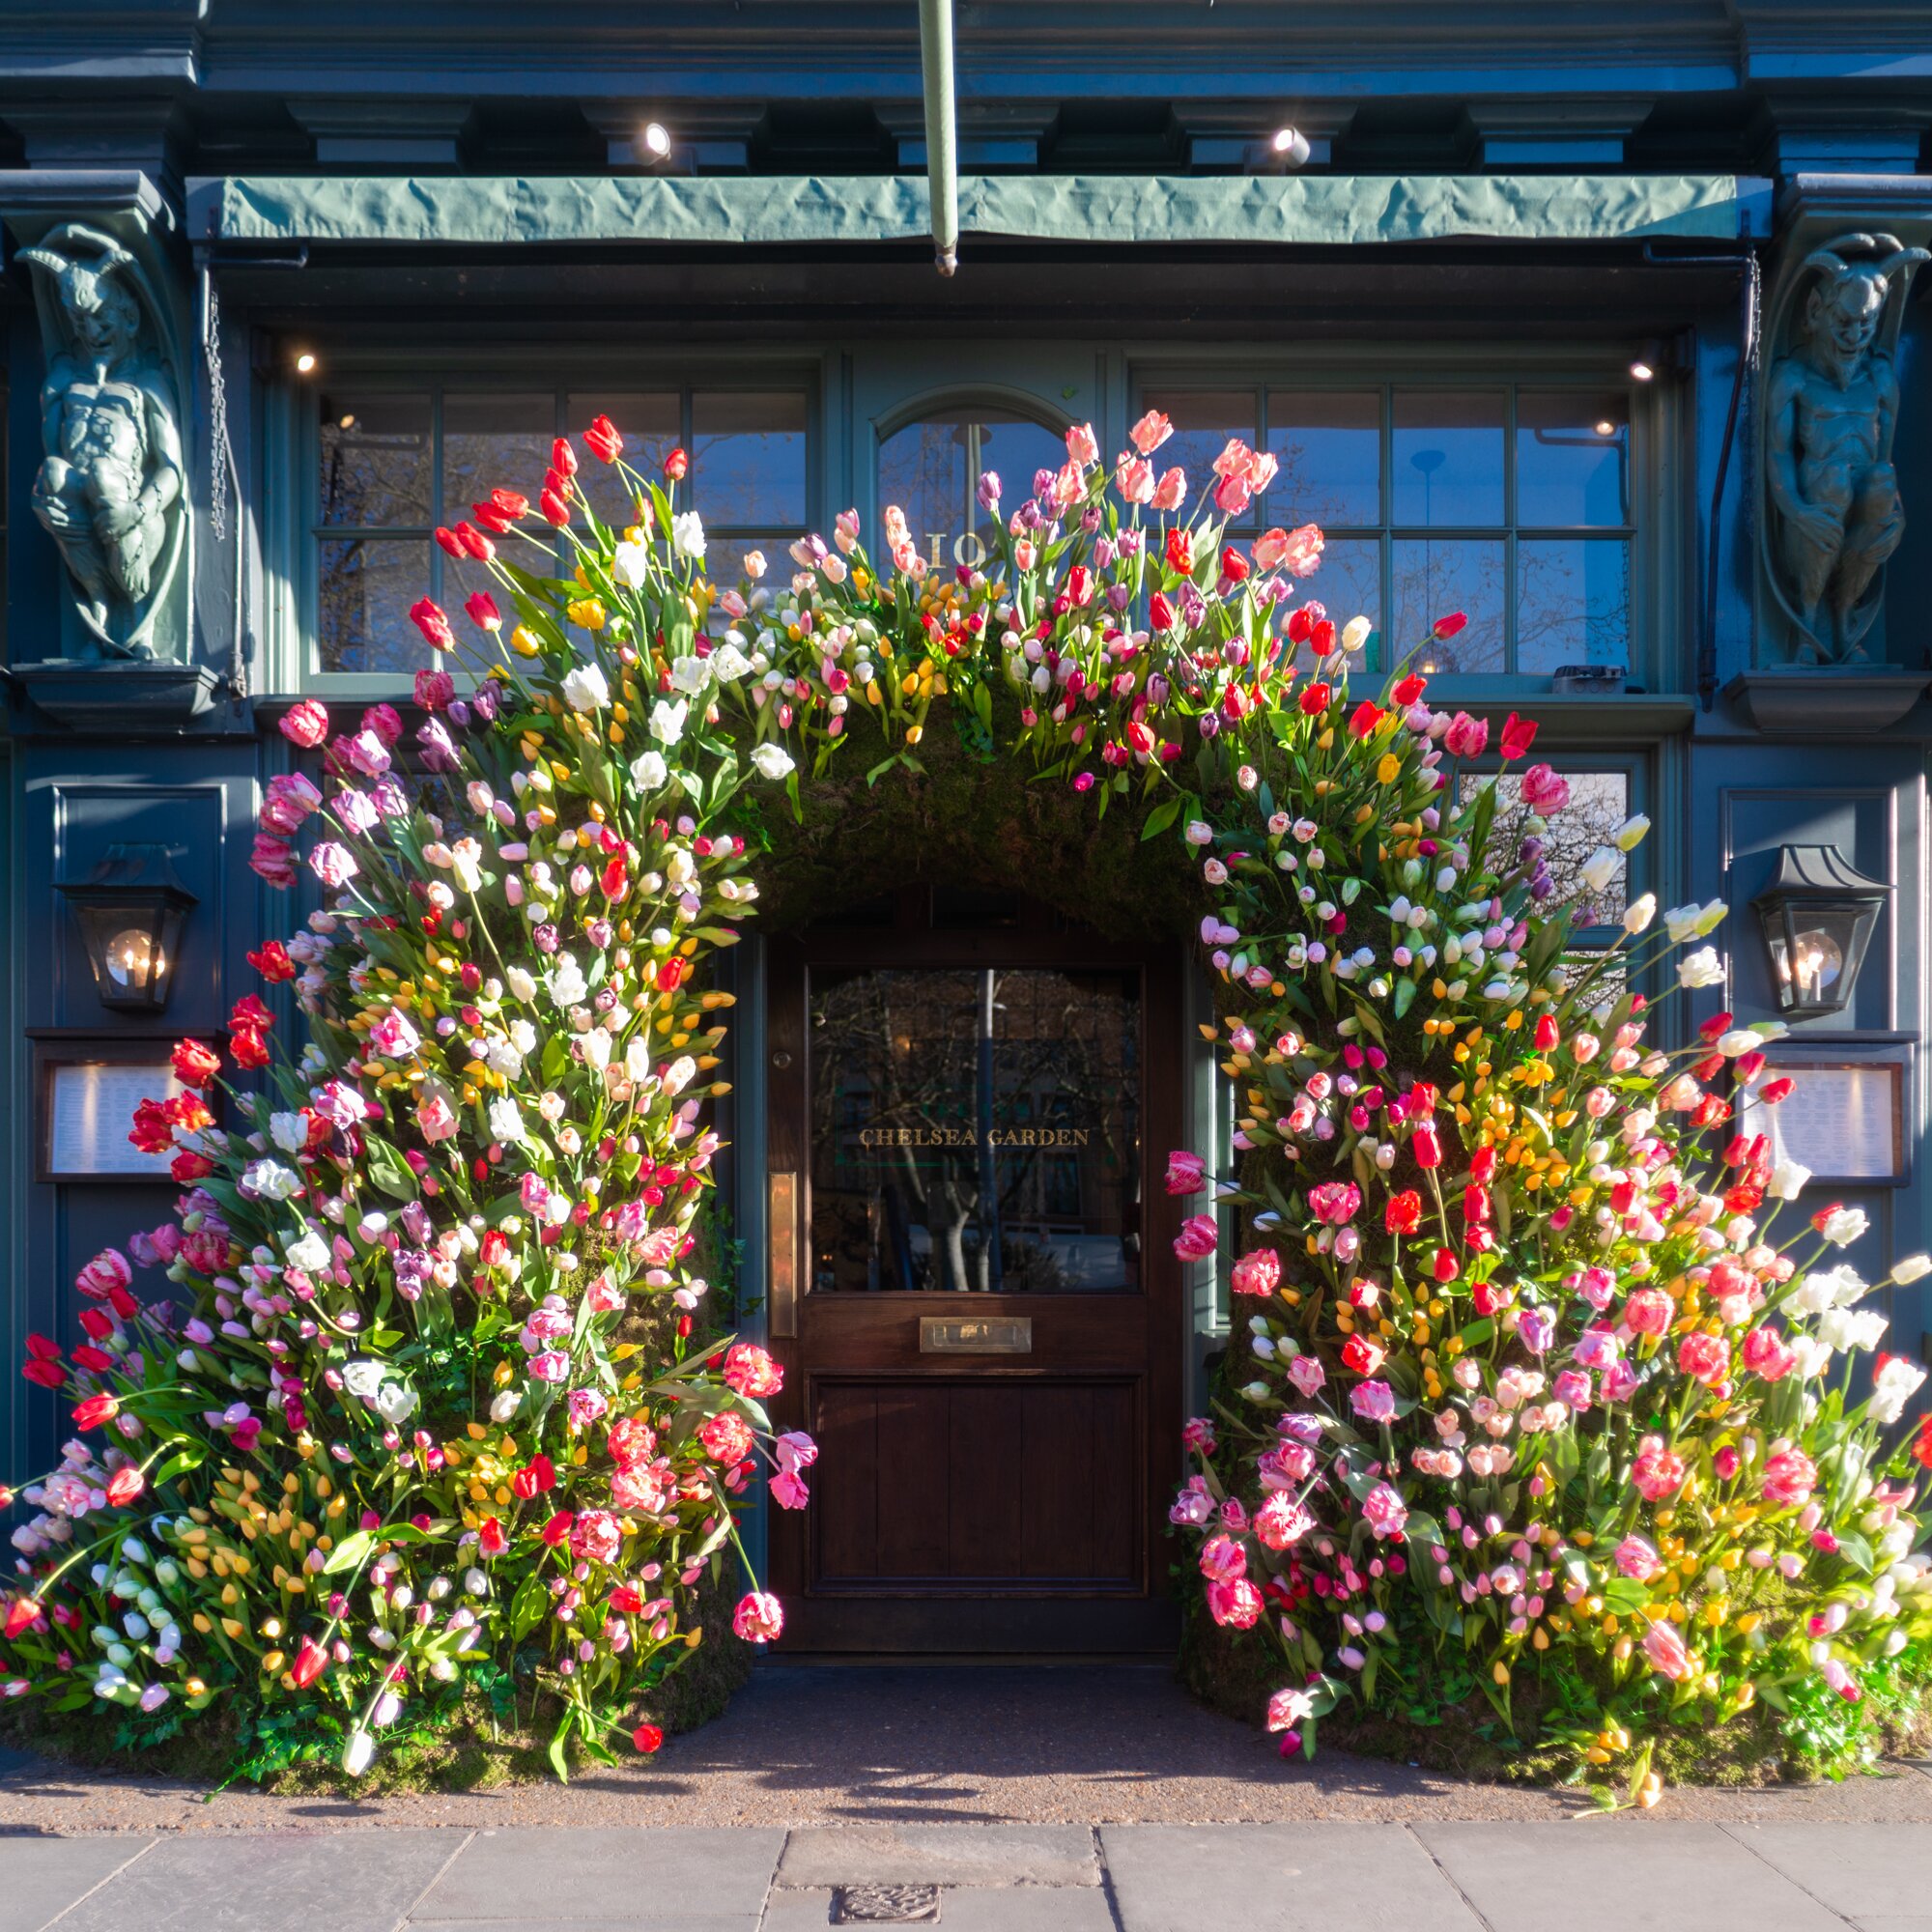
xmin=104 ymin=926 xmax=164 ymax=990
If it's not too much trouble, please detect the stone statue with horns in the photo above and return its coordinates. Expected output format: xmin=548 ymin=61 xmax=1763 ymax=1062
xmin=1765 ymin=231 xmax=1929 ymax=664
xmin=20 ymin=222 xmax=186 ymax=660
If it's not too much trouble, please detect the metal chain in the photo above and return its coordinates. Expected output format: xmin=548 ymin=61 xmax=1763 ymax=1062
xmin=200 ymin=264 xmax=233 ymax=543
xmin=1741 ymin=250 xmax=1763 ymax=638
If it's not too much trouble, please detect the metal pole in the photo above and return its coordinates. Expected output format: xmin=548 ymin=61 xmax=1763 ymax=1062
xmin=917 ymin=0 xmax=959 ymax=276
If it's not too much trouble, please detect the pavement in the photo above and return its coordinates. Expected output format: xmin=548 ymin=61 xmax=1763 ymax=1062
xmin=0 ymin=1666 xmax=1927 ymax=1930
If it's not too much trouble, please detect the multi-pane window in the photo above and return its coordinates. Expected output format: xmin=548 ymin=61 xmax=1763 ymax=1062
xmin=1455 ymin=760 xmax=1646 ymax=1001
xmin=1138 ymin=383 xmax=1634 ymax=677
xmin=312 ymin=384 xmax=810 ymax=676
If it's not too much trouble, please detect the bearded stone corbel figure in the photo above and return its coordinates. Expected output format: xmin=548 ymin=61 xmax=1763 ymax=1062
xmin=19 ymin=222 xmax=186 ymax=661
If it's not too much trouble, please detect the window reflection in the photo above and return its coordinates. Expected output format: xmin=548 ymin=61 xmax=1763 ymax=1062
xmin=1138 ymin=390 xmax=1258 ymax=526
xmin=567 ymin=391 xmax=679 ymax=529
xmin=1393 ymin=391 xmax=1505 ymax=527
xmin=877 ymin=410 xmax=1065 ymax=565
xmin=1517 ymin=537 xmax=1632 ymax=672
xmin=1517 ymin=392 xmax=1630 ymax=526
xmin=1269 ymin=390 xmax=1381 ymax=528
xmin=809 ymin=966 xmax=1142 ymax=1294
xmin=1459 ymin=770 xmax=1632 ymax=926
xmin=317 ymin=538 xmax=429 ymax=673
xmin=1391 ymin=537 xmax=1506 ymax=671
xmin=318 ymin=393 xmax=431 ymax=527
xmin=693 ymin=390 xmax=807 ymax=527
xmin=442 ymin=393 xmax=553 ymax=526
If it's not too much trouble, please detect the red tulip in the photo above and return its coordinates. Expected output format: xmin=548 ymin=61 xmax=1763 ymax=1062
xmin=585 ymin=416 xmax=623 ymax=465
xmin=105 ymin=1466 xmax=145 ymax=1507
xmin=72 ymin=1393 xmax=119 ymax=1431
xmin=172 ymin=1038 xmax=222 ymax=1087
xmin=633 ymin=1722 xmax=664 ymax=1753
xmin=1499 ymin=711 xmax=1538 ymax=759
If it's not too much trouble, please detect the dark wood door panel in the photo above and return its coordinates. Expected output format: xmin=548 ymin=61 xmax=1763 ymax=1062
xmin=810 ymin=1377 xmax=1143 ymax=1593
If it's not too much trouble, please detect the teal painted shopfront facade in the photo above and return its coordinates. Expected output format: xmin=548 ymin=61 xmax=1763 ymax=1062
xmin=4 ymin=3 xmax=1932 ymax=1647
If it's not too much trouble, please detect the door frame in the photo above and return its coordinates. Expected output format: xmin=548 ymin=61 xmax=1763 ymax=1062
xmin=761 ymin=907 xmax=1189 ymax=1653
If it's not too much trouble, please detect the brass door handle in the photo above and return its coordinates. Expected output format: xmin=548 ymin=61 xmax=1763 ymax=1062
xmin=768 ymin=1170 xmax=798 ymax=1338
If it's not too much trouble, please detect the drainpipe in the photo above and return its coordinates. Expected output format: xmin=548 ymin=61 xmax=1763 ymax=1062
xmin=917 ymin=0 xmax=959 ymax=275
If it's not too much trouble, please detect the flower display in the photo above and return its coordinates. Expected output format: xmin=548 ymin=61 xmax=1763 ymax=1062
xmin=3 ymin=410 xmax=1926 ymax=1797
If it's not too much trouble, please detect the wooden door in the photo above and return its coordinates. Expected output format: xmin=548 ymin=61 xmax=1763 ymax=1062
xmin=764 ymin=892 xmax=1185 ymax=1653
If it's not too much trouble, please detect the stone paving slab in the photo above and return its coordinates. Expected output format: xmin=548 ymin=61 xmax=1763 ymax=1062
xmin=1414 ymin=1821 xmax=1850 ymax=1932
xmin=775 ymin=1823 xmax=1098 ymax=1889
xmin=40 ymin=1827 xmax=465 ymax=1932
xmin=1100 ymin=1822 xmax=1483 ymax=1931
xmin=412 ymin=1825 xmax=786 ymax=1925
xmin=764 ymin=1887 xmax=1118 ymax=1930
xmin=1720 ymin=1821 xmax=1932 ymax=1925
xmin=0 ymin=1835 xmax=156 ymax=1932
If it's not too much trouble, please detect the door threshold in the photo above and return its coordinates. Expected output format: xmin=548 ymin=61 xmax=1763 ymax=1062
xmin=759 ymin=1651 xmax=1177 ymax=1667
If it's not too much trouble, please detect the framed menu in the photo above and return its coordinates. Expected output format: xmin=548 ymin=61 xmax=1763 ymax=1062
xmin=39 ymin=1052 xmax=184 ymax=1182
xmin=1738 ymin=1059 xmax=1906 ymax=1185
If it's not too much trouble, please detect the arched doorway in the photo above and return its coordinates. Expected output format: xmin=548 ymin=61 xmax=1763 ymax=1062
xmin=873 ymin=393 xmax=1071 ymax=575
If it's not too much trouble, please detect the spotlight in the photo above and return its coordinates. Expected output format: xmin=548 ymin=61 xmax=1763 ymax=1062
xmin=1629 ymin=359 xmax=1655 ymax=382
xmin=1595 ymin=420 xmax=1615 ymax=437
xmin=1270 ymin=126 xmax=1312 ymax=169
xmin=294 ymin=350 xmax=318 ymax=375
xmin=641 ymin=122 xmax=672 ymax=163
xmin=339 ymin=413 xmax=357 ymax=431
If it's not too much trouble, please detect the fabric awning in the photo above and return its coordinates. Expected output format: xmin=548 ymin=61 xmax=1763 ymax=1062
xmin=189 ymin=172 xmax=1768 ymax=251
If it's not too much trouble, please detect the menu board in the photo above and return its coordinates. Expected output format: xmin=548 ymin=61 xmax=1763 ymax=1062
xmin=45 ymin=1062 xmax=182 ymax=1179
xmin=1739 ymin=1061 xmax=1902 ymax=1182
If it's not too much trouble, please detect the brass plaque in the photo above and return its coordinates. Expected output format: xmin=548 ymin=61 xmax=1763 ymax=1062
xmin=769 ymin=1171 xmax=799 ymax=1339
xmin=920 ymin=1316 xmax=1033 ymax=1355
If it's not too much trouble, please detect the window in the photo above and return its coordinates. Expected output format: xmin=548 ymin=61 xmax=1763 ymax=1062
xmin=1456 ymin=757 xmax=1649 ymax=1002
xmin=311 ymin=383 xmax=810 ymax=678
xmin=1138 ymin=381 xmax=1635 ymax=678
xmin=877 ymin=407 xmax=1066 ymax=570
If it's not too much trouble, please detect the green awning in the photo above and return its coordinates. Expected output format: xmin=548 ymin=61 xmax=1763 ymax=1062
xmin=190 ymin=172 xmax=1766 ymax=251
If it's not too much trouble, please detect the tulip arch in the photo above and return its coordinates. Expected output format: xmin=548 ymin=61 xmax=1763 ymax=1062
xmin=6 ymin=412 xmax=1930 ymax=1795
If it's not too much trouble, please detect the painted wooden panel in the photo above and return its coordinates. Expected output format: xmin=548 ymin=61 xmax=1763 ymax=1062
xmin=811 ymin=1377 xmax=1140 ymax=1591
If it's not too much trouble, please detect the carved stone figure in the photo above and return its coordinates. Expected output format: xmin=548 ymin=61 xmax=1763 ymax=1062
xmin=1765 ymin=232 xmax=1929 ymax=664
xmin=20 ymin=223 xmax=186 ymax=660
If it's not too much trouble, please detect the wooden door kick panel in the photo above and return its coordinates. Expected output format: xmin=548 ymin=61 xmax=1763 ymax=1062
xmin=780 ymin=1594 xmax=1182 ymax=1656
xmin=809 ymin=1377 xmax=1145 ymax=1592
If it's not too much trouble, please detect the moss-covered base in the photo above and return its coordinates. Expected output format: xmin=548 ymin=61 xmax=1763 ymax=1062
xmin=1179 ymin=1597 xmax=1932 ymax=1792
xmin=3 ymin=1571 xmax=751 ymax=1796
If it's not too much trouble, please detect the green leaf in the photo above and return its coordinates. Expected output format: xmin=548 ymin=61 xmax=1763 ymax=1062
xmin=510 ymin=1571 xmax=549 ymax=1639
xmin=322 ymin=1530 xmax=376 ymax=1576
xmin=548 ymin=1710 xmax=573 ymax=1784
xmin=362 ymin=1134 xmax=417 ymax=1203
xmin=1140 ymin=795 xmax=1183 ymax=842
xmin=153 ymin=1443 xmax=208 ymax=1489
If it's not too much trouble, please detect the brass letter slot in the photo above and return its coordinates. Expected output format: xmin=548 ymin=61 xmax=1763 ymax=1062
xmin=768 ymin=1171 xmax=798 ymax=1339
xmin=920 ymin=1317 xmax=1033 ymax=1355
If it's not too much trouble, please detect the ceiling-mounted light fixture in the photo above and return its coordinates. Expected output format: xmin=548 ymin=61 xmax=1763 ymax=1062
xmin=1629 ymin=358 xmax=1656 ymax=382
xmin=641 ymin=122 xmax=673 ymax=163
xmin=1270 ymin=127 xmax=1312 ymax=169
xmin=294 ymin=350 xmax=318 ymax=375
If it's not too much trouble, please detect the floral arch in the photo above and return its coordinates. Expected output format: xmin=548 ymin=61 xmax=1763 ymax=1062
xmin=6 ymin=412 xmax=1930 ymax=1797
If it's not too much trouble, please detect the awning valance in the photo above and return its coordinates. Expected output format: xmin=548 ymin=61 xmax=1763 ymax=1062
xmin=187 ymin=171 xmax=1768 ymax=252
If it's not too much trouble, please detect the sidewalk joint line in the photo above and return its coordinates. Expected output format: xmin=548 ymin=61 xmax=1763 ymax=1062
xmin=390 ymin=1826 xmax=474 ymax=1932
xmin=1403 ymin=1823 xmax=1500 ymax=1932
xmin=1716 ymin=1821 xmax=1860 ymax=1929
xmin=41 ymin=1834 xmax=160 ymax=1930
xmin=754 ymin=1826 xmax=792 ymax=1930
xmin=1091 ymin=1825 xmax=1129 ymax=1932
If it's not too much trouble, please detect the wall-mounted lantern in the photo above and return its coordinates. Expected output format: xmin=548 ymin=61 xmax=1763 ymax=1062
xmin=58 ymin=844 xmax=198 ymax=1014
xmin=1749 ymin=843 xmax=1890 ymax=1021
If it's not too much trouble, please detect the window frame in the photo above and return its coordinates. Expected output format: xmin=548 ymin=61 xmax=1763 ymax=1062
xmin=1129 ymin=347 xmax=1678 ymax=696
xmin=274 ymin=354 xmax=823 ymax=697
